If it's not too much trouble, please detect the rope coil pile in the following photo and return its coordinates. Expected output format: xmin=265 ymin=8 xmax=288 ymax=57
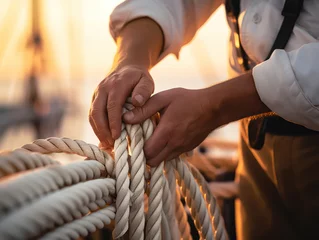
xmin=0 ymin=103 xmax=228 ymax=240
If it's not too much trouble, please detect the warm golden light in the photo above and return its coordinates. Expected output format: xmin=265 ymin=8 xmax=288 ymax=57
xmin=234 ymin=32 xmax=240 ymax=49
xmin=0 ymin=1 xmax=231 ymax=149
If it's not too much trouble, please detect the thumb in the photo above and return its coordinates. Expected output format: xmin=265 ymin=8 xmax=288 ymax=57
xmin=123 ymin=93 xmax=167 ymax=124
xmin=131 ymin=75 xmax=154 ymax=107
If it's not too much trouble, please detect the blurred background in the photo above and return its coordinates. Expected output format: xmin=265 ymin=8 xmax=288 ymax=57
xmin=0 ymin=0 xmax=238 ymax=150
xmin=0 ymin=1 xmax=240 ymax=238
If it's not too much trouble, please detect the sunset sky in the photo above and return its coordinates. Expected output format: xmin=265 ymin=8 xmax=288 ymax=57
xmin=0 ymin=0 xmax=234 ymax=148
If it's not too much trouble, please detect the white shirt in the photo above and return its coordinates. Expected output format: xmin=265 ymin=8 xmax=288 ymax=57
xmin=109 ymin=0 xmax=319 ymax=131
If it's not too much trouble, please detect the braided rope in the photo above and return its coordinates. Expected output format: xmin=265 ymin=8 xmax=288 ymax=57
xmin=125 ymin=103 xmax=146 ymax=240
xmin=113 ymin=123 xmax=130 ymax=238
xmin=0 ymin=102 xmax=229 ymax=239
xmin=20 ymin=137 xmax=114 ymax=177
xmin=0 ymin=150 xmax=59 ymax=178
xmin=0 ymin=178 xmax=115 ymax=239
xmin=0 ymin=160 xmax=105 ymax=215
xmin=40 ymin=206 xmax=116 ymax=240
xmin=140 ymin=115 xmax=165 ymax=240
xmin=187 ymin=162 xmax=228 ymax=240
xmin=171 ymin=159 xmax=214 ymax=239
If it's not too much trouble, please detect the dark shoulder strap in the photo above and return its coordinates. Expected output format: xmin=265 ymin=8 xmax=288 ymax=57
xmin=225 ymin=0 xmax=304 ymax=70
xmin=265 ymin=0 xmax=304 ymax=60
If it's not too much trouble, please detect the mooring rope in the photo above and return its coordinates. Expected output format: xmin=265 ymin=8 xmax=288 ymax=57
xmin=0 ymin=102 xmax=229 ymax=240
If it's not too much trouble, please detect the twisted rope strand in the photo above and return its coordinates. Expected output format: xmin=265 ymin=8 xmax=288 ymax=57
xmin=0 ymin=160 xmax=105 ymax=215
xmin=21 ymin=137 xmax=114 ymax=177
xmin=187 ymin=162 xmax=228 ymax=240
xmin=0 ymin=102 xmax=229 ymax=240
xmin=40 ymin=206 xmax=116 ymax=240
xmin=0 ymin=151 xmax=59 ymax=178
xmin=124 ymin=102 xmax=146 ymax=240
xmin=113 ymin=124 xmax=130 ymax=238
xmin=141 ymin=118 xmax=165 ymax=240
xmin=0 ymin=179 xmax=115 ymax=239
xmin=164 ymin=163 xmax=180 ymax=240
xmin=171 ymin=158 xmax=213 ymax=240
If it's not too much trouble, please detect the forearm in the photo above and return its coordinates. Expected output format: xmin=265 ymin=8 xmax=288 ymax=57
xmin=112 ymin=18 xmax=164 ymax=70
xmin=204 ymin=71 xmax=270 ymax=126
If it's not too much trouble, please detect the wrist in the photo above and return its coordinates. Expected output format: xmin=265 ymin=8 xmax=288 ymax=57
xmin=204 ymin=71 xmax=270 ymax=126
xmin=111 ymin=53 xmax=150 ymax=72
xmin=112 ymin=18 xmax=164 ymax=71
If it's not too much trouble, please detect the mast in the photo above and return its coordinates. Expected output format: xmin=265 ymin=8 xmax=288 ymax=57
xmin=27 ymin=0 xmax=42 ymax=106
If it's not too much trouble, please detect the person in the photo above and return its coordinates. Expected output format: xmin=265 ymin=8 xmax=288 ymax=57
xmin=88 ymin=0 xmax=319 ymax=239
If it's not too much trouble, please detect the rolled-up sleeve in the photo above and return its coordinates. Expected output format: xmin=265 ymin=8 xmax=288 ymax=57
xmin=253 ymin=42 xmax=319 ymax=130
xmin=109 ymin=0 xmax=221 ymax=61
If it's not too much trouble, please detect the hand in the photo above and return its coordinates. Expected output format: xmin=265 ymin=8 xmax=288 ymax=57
xmin=123 ymin=88 xmax=222 ymax=166
xmin=89 ymin=65 xmax=154 ymax=150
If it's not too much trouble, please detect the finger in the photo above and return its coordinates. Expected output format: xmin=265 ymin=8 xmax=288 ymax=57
xmin=131 ymin=74 xmax=154 ymax=107
xmin=107 ymin=78 xmax=135 ymax=139
xmin=89 ymin=91 xmax=113 ymax=147
xmin=143 ymin=119 xmax=172 ymax=159
xmin=123 ymin=93 xmax=168 ymax=124
xmin=99 ymin=142 xmax=114 ymax=157
xmin=147 ymin=146 xmax=178 ymax=167
xmin=98 ymin=142 xmax=113 ymax=152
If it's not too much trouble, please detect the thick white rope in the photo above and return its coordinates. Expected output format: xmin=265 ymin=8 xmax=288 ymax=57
xmin=21 ymin=137 xmax=114 ymax=177
xmin=0 ymin=178 xmax=115 ymax=239
xmin=40 ymin=206 xmax=116 ymax=240
xmin=187 ymin=162 xmax=228 ymax=240
xmin=124 ymin=105 xmax=146 ymax=239
xmin=0 ymin=150 xmax=59 ymax=178
xmin=0 ymin=101 xmax=229 ymax=240
xmin=113 ymin=123 xmax=130 ymax=238
xmin=164 ymin=163 xmax=179 ymax=240
xmin=0 ymin=160 xmax=105 ymax=215
xmin=171 ymin=158 xmax=214 ymax=239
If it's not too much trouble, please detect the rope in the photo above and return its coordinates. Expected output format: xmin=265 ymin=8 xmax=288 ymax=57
xmin=40 ymin=206 xmax=116 ymax=240
xmin=0 ymin=150 xmax=59 ymax=178
xmin=0 ymin=101 xmax=229 ymax=240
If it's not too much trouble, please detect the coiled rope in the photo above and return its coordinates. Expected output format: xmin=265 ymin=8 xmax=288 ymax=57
xmin=0 ymin=102 xmax=228 ymax=240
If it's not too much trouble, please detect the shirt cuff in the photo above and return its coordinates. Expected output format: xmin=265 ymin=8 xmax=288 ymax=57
xmin=109 ymin=0 xmax=184 ymax=61
xmin=252 ymin=49 xmax=319 ymax=131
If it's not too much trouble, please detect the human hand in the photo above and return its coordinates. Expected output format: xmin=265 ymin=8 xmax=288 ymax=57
xmin=123 ymin=88 xmax=222 ymax=166
xmin=89 ymin=65 xmax=154 ymax=150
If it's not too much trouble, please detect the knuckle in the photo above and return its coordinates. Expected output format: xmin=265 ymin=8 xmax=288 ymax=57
xmin=137 ymin=82 xmax=153 ymax=95
xmin=88 ymin=114 xmax=94 ymax=124
xmin=138 ymin=107 xmax=147 ymax=119
xmin=112 ymin=76 xmax=122 ymax=86
xmin=97 ymin=78 xmax=109 ymax=89
xmin=108 ymin=118 xmax=117 ymax=128
xmin=107 ymin=99 xmax=117 ymax=112
xmin=99 ymin=75 xmax=118 ymax=90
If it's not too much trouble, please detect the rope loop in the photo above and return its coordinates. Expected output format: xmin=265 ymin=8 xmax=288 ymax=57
xmin=0 ymin=100 xmax=228 ymax=240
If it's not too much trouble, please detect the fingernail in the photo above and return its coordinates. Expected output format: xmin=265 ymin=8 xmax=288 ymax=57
xmin=134 ymin=94 xmax=144 ymax=105
xmin=124 ymin=111 xmax=134 ymax=121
